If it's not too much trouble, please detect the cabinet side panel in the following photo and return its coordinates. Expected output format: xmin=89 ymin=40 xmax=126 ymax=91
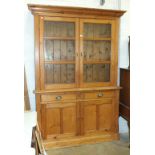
xmin=41 ymin=104 xmax=47 ymax=139
xmin=34 ymin=15 xmax=41 ymax=129
xmin=34 ymin=15 xmax=40 ymax=90
xmin=114 ymin=18 xmax=120 ymax=85
xmin=111 ymin=90 xmax=120 ymax=133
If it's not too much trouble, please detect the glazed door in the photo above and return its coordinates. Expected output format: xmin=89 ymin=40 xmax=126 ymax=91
xmin=80 ymin=99 xmax=113 ymax=135
xmin=40 ymin=17 xmax=79 ymax=89
xmin=80 ymin=19 xmax=116 ymax=87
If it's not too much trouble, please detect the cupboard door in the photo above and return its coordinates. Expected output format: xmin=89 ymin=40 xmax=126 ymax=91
xmin=80 ymin=19 xmax=116 ymax=87
xmin=40 ymin=17 xmax=79 ymax=89
xmin=42 ymin=102 xmax=77 ymax=139
xmin=81 ymin=99 xmax=113 ymax=135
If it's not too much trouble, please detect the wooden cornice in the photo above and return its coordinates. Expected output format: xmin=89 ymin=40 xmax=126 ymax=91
xmin=28 ymin=4 xmax=125 ymax=18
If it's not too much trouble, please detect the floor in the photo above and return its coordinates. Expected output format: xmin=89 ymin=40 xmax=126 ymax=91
xmin=46 ymin=133 xmax=130 ymax=155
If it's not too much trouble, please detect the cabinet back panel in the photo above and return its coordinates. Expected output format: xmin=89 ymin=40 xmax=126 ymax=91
xmin=84 ymin=23 xmax=111 ymax=38
xmin=44 ymin=21 xmax=75 ymax=37
xmin=44 ymin=64 xmax=54 ymax=84
xmin=83 ymin=41 xmax=111 ymax=61
xmin=44 ymin=40 xmax=75 ymax=61
xmin=45 ymin=64 xmax=75 ymax=84
xmin=83 ymin=64 xmax=110 ymax=82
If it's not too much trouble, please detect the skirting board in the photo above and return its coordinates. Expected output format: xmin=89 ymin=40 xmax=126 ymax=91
xmin=43 ymin=133 xmax=119 ymax=150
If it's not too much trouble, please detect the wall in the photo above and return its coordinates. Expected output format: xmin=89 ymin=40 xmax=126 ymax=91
xmin=24 ymin=0 xmax=129 ymax=112
xmin=26 ymin=0 xmax=119 ymax=9
xmin=119 ymin=0 xmax=130 ymax=68
xmin=24 ymin=4 xmax=35 ymax=110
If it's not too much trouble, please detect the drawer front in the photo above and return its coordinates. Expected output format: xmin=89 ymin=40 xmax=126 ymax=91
xmin=83 ymin=91 xmax=114 ymax=100
xmin=41 ymin=93 xmax=76 ymax=102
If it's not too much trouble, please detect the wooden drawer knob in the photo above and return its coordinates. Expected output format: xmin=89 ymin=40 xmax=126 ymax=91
xmin=55 ymin=96 xmax=62 ymax=100
xmin=97 ymin=93 xmax=103 ymax=97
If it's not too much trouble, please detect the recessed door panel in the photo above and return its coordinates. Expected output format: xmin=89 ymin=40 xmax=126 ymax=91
xmin=83 ymin=105 xmax=96 ymax=132
xmin=46 ymin=108 xmax=61 ymax=135
xmin=44 ymin=102 xmax=77 ymax=138
xmin=62 ymin=106 xmax=76 ymax=134
xmin=81 ymin=99 xmax=113 ymax=135
xmin=98 ymin=103 xmax=112 ymax=130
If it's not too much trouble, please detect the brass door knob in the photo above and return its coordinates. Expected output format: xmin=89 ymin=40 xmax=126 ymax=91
xmin=55 ymin=96 xmax=62 ymax=100
xmin=97 ymin=93 xmax=103 ymax=97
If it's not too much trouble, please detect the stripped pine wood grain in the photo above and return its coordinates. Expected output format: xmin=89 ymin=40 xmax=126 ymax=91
xmin=84 ymin=104 xmax=96 ymax=133
xmin=67 ymin=41 xmax=75 ymax=60
xmin=60 ymin=39 xmax=67 ymax=83
xmin=104 ymin=64 xmax=110 ymax=82
xmin=85 ymin=64 xmax=93 ymax=82
xmin=54 ymin=22 xmax=60 ymax=37
xmin=83 ymin=65 xmax=87 ymax=82
xmin=67 ymin=64 xmax=75 ymax=83
xmin=100 ymin=41 xmax=111 ymax=61
xmin=98 ymin=64 xmax=105 ymax=82
xmin=60 ymin=64 xmax=67 ymax=84
xmin=93 ymin=41 xmax=100 ymax=60
xmin=45 ymin=64 xmax=53 ymax=84
xmin=60 ymin=40 xmax=67 ymax=60
xmin=67 ymin=22 xmax=75 ymax=37
xmin=44 ymin=21 xmax=54 ymax=37
xmin=98 ymin=103 xmax=112 ymax=130
xmin=54 ymin=64 xmax=61 ymax=83
xmin=34 ymin=87 xmax=122 ymax=94
xmin=44 ymin=40 xmax=54 ymax=60
xmin=94 ymin=24 xmax=100 ymax=38
xmin=84 ymin=23 xmax=93 ymax=38
xmin=60 ymin=22 xmax=67 ymax=37
xmin=53 ymin=40 xmax=61 ymax=60
xmin=46 ymin=107 xmax=61 ymax=135
xmin=62 ymin=106 xmax=76 ymax=134
xmin=29 ymin=4 xmax=125 ymax=148
xmin=88 ymin=41 xmax=94 ymax=60
xmin=99 ymin=24 xmax=111 ymax=38
xmin=92 ymin=64 xmax=99 ymax=82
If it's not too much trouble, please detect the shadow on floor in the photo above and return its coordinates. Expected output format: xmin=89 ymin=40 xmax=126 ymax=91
xmin=46 ymin=133 xmax=130 ymax=155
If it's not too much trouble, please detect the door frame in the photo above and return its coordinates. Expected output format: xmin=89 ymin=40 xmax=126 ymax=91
xmin=39 ymin=16 xmax=80 ymax=90
xmin=79 ymin=19 xmax=116 ymax=88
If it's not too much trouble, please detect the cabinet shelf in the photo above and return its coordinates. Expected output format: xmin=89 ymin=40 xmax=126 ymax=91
xmin=83 ymin=60 xmax=110 ymax=64
xmin=45 ymin=60 xmax=75 ymax=64
xmin=44 ymin=36 xmax=75 ymax=40
xmin=83 ymin=37 xmax=111 ymax=41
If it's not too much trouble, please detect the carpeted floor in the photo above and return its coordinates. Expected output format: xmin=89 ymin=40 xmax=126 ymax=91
xmin=46 ymin=133 xmax=130 ymax=155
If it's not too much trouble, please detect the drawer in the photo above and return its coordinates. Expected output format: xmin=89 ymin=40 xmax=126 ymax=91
xmin=41 ymin=93 xmax=76 ymax=102
xmin=82 ymin=91 xmax=114 ymax=100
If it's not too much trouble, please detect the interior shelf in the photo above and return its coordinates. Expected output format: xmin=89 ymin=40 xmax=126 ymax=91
xmin=44 ymin=60 xmax=75 ymax=64
xmin=83 ymin=37 xmax=111 ymax=41
xmin=43 ymin=37 xmax=75 ymax=40
xmin=83 ymin=60 xmax=111 ymax=64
